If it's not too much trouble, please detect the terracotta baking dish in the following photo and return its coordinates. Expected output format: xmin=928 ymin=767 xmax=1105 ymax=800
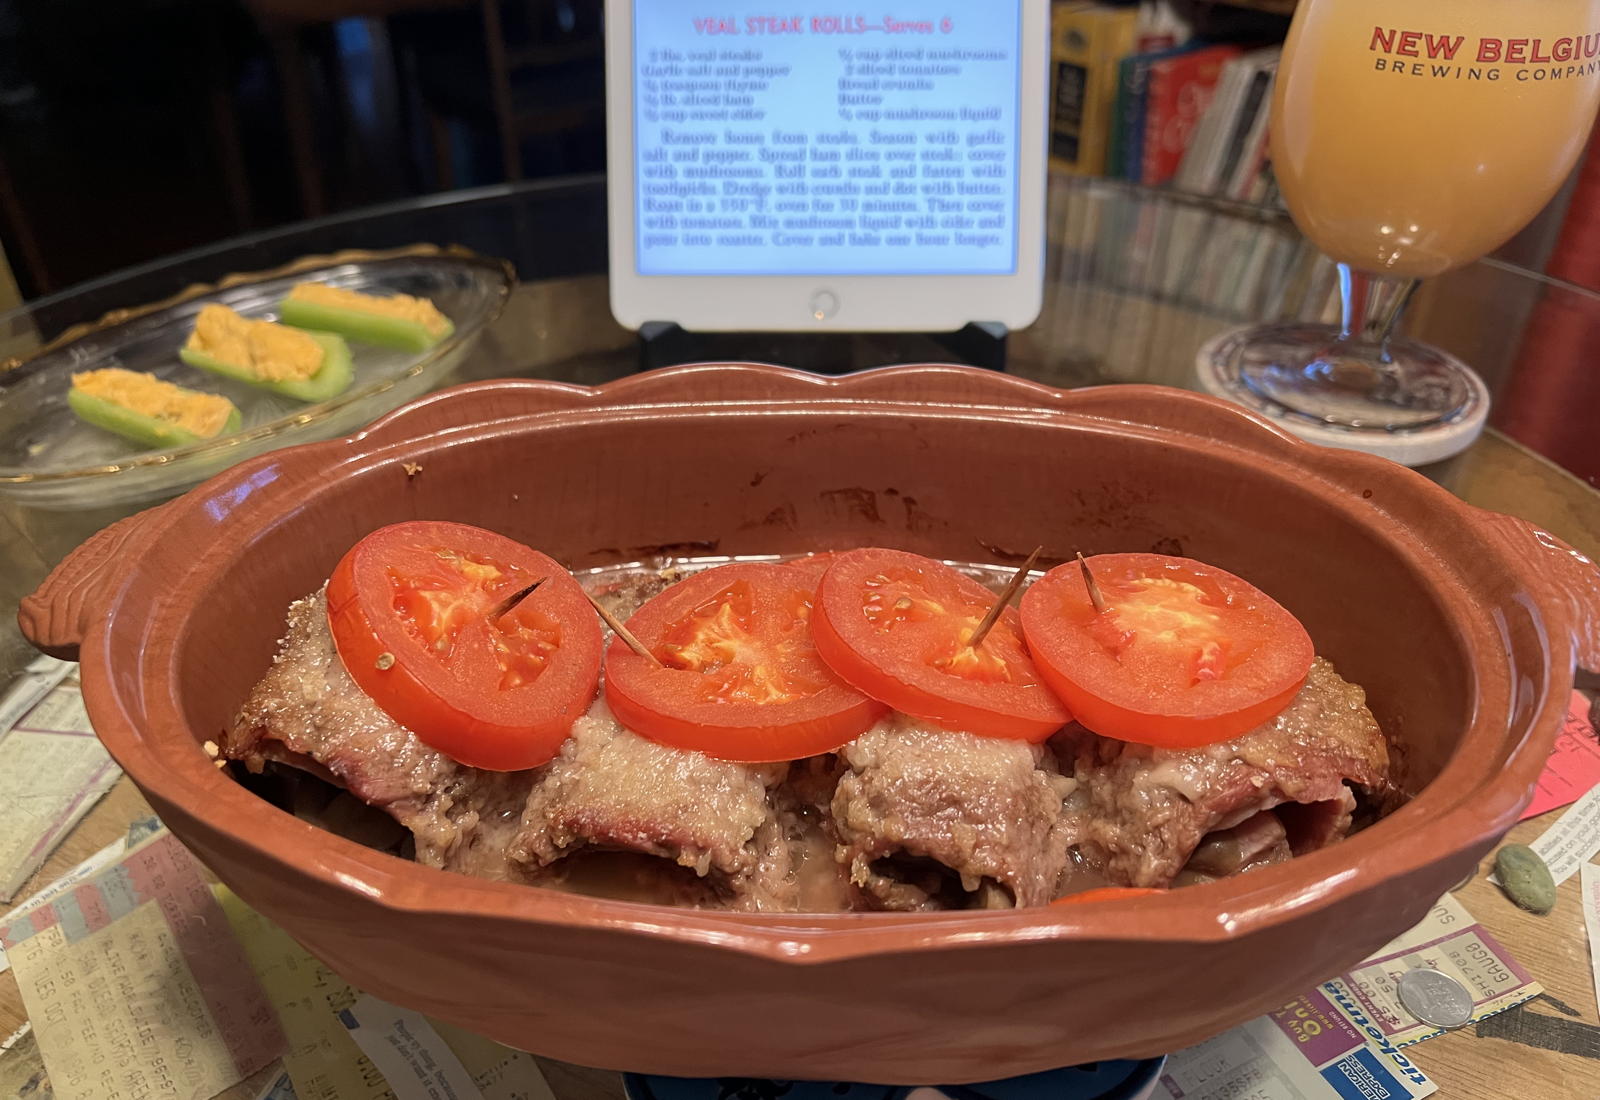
xmin=20 ymin=364 xmax=1600 ymax=1084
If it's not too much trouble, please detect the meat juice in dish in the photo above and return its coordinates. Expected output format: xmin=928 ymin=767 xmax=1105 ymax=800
xmin=223 ymin=525 xmax=1393 ymax=911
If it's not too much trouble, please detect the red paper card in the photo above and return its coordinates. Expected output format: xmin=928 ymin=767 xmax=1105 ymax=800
xmin=1522 ymin=689 xmax=1600 ymax=820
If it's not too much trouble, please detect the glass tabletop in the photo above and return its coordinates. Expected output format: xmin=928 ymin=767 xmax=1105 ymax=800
xmin=3 ymin=171 xmax=1598 ymax=684
xmin=4 ymin=172 xmax=1595 ymax=425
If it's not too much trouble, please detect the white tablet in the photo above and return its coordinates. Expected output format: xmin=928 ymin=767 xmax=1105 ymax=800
xmin=605 ymin=0 xmax=1049 ymax=333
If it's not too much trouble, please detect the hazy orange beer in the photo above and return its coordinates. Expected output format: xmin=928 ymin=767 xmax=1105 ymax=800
xmin=1271 ymin=0 xmax=1600 ymax=278
xmin=1199 ymin=0 xmax=1600 ymax=463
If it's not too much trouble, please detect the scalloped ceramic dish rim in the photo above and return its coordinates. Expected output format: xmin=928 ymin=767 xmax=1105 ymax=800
xmin=72 ymin=366 xmax=1568 ymax=965
xmin=0 ymin=251 xmax=515 ymax=485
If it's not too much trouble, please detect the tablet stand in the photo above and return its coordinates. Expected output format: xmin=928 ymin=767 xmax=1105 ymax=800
xmin=636 ymin=321 xmax=1008 ymax=375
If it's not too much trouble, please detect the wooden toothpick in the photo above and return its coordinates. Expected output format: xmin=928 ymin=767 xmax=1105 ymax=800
xmin=1077 ymin=552 xmax=1108 ymax=614
xmin=968 ymin=545 xmax=1043 ymax=650
xmin=582 ymin=587 xmax=663 ymax=667
xmin=487 ymin=579 xmax=541 ymax=621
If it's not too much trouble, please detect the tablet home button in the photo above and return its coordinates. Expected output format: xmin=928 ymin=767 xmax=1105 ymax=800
xmin=809 ymin=289 xmax=839 ymax=321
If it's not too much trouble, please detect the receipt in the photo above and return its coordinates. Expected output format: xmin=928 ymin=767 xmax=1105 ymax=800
xmin=428 ymin=1020 xmax=556 ymax=1100
xmin=1581 ymin=862 xmax=1600 ymax=1015
xmin=1321 ymin=893 xmax=1540 ymax=1047
xmin=1511 ymin=782 xmax=1600 ymax=887
xmin=0 ymin=831 xmax=287 ymax=1100
xmin=340 ymin=996 xmax=485 ymax=1100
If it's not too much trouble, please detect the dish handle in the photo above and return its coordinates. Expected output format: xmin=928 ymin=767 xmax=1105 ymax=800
xmin=1476 ymin=509 xmax=1600 ymax=673
xmin=18 ymin=504 xmax=170 ymax=662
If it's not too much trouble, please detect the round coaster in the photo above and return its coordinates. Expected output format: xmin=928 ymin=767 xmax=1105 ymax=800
xmin=622 ymin=1057 xmax=1168 ymax=1100
xmin=1195 ymin=329 xmax=1490 ymax=467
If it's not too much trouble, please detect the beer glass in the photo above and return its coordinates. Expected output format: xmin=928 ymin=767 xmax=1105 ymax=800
xmin=1201 ymin=0 xmax=1600 ymax=461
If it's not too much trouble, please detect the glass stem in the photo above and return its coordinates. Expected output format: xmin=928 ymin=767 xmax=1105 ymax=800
xmin=1335 ymin=264 xmax=1420 ymax=362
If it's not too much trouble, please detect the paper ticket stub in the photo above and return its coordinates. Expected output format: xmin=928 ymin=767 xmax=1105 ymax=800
xmin=0 ymin=831 xmax=287 ymax=1100
xmin=221 ymin=890 xmax=556 ymax=1100
xmin=0 ymin=838 xmax=126 ymax=976
xmin=218 ymin=889 xmax=396 ymax=1100
xmin=1321 ymin=893 xmax=1539 ymax=1047
xmin=1521 ymin=690 xmax=1600 ymax=821
xmin=0 ymin=669 xmax=121 ymax=902
xmin=1162 ymin=995 xmax=1436 ymax=1100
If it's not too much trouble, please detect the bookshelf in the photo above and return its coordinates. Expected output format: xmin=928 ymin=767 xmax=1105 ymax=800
xmin=1050 ymin=2 xmax=1291 ymax=207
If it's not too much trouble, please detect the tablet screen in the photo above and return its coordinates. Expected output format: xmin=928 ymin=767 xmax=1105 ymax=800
xmin=631 ymin=2 xmax=1024 ymax=278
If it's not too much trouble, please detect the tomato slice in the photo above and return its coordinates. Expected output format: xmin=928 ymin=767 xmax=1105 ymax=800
xmin=326 ymin=521 xmax=602 ymax=770
xmin=782 ymin=551 xmax=840 ymax=585
xmin=811 ymin=548 xmax=1072 ymax=740
xmin=1019 ymin=553 xmax=1313 ymax=748
xmin=1051 ymin=887 xmax=1166 ymax=906
xmin=604 ymin=563 xmax=885 ymax=761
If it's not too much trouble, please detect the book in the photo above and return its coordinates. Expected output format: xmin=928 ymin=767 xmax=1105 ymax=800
xmin=1049 ymin=1 xmax=1093 ymax=169
xmin=1171 ymin=46 xmax=1281 ymax=198
xmin=1215 ymin=52 xmax=1278 ymax=194
xmin=1228 ymin=78 xmax=1280 ymax=200
xmin=1107 ymin=55 xmax=1133 ymax=177
xmin=1049 ymin=2 xmax=1141 ymax=176
xmin=1114 ymin=50 xmax=1151 ymax=182
xmin=1113 ymin=42 xmax=1196 ymax=183
xmin=1224 ymin=63 xmax=1278 ymax=200
xmin=1139 ymin=43 xmax=1241 ymax=186
xmin=1172 ymin=53 xmax=1246 ymax=193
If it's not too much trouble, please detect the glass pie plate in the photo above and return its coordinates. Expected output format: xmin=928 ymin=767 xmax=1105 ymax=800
xmin=0 ymin=246 xmax=514 ymax=515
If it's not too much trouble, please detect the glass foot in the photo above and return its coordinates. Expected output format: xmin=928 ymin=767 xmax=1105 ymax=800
xmin=1196 ymin=323 xmax=1490 ymax=466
